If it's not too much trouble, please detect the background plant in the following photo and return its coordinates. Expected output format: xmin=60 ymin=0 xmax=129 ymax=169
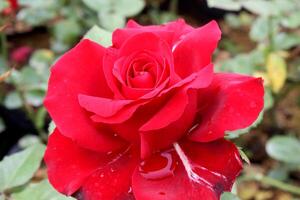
xmin=1 ymin=0 xmax=300 ymax=199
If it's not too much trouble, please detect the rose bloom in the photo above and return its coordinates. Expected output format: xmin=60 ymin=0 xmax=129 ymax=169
xmin=2 ymin=0 xmax=18 ymax=15
xmin=10 ymin=46 xmax=32 ymax=64
xmin=44 ymin=19 xmax=264 ymax=200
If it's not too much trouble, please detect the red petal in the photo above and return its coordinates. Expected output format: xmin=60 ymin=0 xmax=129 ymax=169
xmin=159 ymin=63 xmax=214 ymax=96
xmin=116 ymin=32 xmax=176 ymax=99
xmin=103 ymin=48 xmax=126 ymax=99
xmin=8 ymin=0 xmax=18 ymax=10
xmin=190 ymin=73 xmax=264 ymax=142
xmin=44 ymin=129 xmax=109 ymax=195
xmin=119 ymin=32 xmax=172 ymax=61
xmin=132 ymin=139 xmax=242 ymax=200
xmin=173 ymin=21 xmax=221 ymax=78
xmin=78 ymin=94 xmax=133 ymax=117
xmin=140 ymin=90 xmax=194 ymax=132
xmin=79 ymin=147 xmax=139 ymax=200
xmin=113 ymin=19 xmax=194 ymax=48
xmin=141 ymin=64 xmax=213 ymax=132
xmin=140 ymin=90 xmax=197 ymax=158
xmin=44 ymin=39 xmax=125 ymax=152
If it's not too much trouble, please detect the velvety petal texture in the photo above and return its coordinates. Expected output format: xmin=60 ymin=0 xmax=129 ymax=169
xmin=44 ymin=19 xmax=264 ymax=200
xmin=44 ymin=129 xmax=109 ymax=195
xmin=44 ymin=40 xmax=125 ymax=153
xmin=189 ymin=73 xmax=264 ymax=142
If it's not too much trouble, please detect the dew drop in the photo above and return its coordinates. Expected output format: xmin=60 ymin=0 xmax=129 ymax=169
xmin=110 ymin=167 xmax=116 ymax=172
xmin=159 ymin=192 xmax=166 ymax=195
xmin=139 ymin=150 xmax=177 ymax=180
xmin=128 ymin=187 xmax=133 ymax=194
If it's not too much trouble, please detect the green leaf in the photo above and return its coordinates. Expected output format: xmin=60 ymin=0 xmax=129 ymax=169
xmin=19 ymin=0 xmax=57 ymax=7
xmin=82 ymin=0 xmax=109 ymax=12
xmin=52 ymin=19 xmax=81 ymax=45
xmin=218 ymin=49 xmax=265 ymax=75
xmin=113 ymin=0 xmax=145 ymax=17
xmin=12 ymin=67 xmax=47 ymax=91
xmin=267 ymin=166 xmax=289 ymax=181
xmin=4 ymin=91 xmax=22 ymax=109
xmin=242 ymin=0 xmax=280 ymax=16
xmin=18 ymin=135 xmax=40 ymax=149
xmin=0 ymin=1 xmax=9 ymax=11
xmin=221 ymin=192 xmax=240 ymax=200
xmin=250 ymin=17 xmax=269 ymax=42
xmin=264 ymin=88 xmax=274 ymax=111
xmin=29 ymin=49 xmax=54 ymax=74
xmin=35 ymin=107 xmax=47 ymax=130
xmin=25 ymin=90 xmax=45 ymax=107
xmin=17 ymin=0 xmax=60 ymax=26
xmin=266 ymin=136 xmax=300 ymax=164
xmin=0 ymin=143 xmax=46 ymax=191
xmin=238 ymin=147 xmax=250 ymax=165
xmin=12 ymin=179 xmax=74 ymax=200
xmin=48 ymin=121 xmax=56 ymax=135
xmin=84 ymin=25 xmax=112 ymax=47
xmin=82 ymin=0 xmax=145 ymax=17
xmin=281 ymin=12 xmax=300 ymax=28
xmin=207 ymin=0 xmax=242 ymax=11
xmin=273 ymin=33 xmax=300 ymax=50
xmin=98 ymin=11 xmax=125 ymax=31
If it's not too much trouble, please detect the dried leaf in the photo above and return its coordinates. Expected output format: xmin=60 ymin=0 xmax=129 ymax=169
xmin=0 ymin=69 xmax=12 ymax=83
xmin=266 ymin=53 xmax=287 ymax=93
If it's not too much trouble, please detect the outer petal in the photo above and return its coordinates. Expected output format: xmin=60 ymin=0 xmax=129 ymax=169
xmin=132 ymin=139 xmax=242 ymax=200
xmin=173 ymin=20 xmax=221 ymax=78
xmin=113 ymin=19 xmax=193 ymax=48
xmin=44 ymin=129 xmax=109 ymax=195
xmin=190 ymin=73 xmax=264 ymax=142
xmin=44 ymin=39 xmax=125 ymax=152
xmin=79 ymin=147 xmax=139 ymax=200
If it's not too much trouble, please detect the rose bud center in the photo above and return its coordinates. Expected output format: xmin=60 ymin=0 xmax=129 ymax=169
xmin=128 ymin=61 xmax=156 ymax=88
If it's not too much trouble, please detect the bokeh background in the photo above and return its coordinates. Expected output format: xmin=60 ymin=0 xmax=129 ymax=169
xmin=0 ymin=0 xmax=300 ymax=199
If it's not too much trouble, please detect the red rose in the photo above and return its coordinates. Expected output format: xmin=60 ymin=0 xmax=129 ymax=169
xmin=2 ymin=0 xmax=19 ymax=15
xmin=10 ymin=46 xmax=32 ymax=64
xmin=44 ymin=19 xmax=264 ymax=200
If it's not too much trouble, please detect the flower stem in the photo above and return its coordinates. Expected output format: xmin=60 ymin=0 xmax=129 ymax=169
xmin=169 ymin=0 xmax=178 ymax=15
xmin=0 ymin=31 xmax=8 ymax=66
xmin=241 ymin=174 xmax=300 ymax=196
xmin=16 ymin=86 xmax=48 ymax=142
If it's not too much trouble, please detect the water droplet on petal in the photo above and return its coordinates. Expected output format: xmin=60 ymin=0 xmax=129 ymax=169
xmin=139 ymin=150 xmax=178 ymax=180
xmin=159 ymin=192 xmax=166 ymax=195
xmin=110 ymin=167 xmax=116 ymax=172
